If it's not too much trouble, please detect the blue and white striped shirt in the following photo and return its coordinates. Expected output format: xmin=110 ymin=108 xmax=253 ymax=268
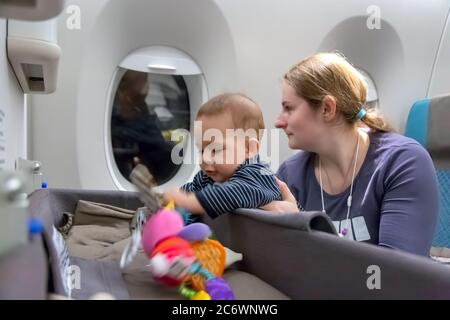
xmin=181 ymin=156 xmax=282 ymax=218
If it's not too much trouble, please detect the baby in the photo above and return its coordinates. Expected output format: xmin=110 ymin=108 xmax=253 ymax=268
xmin=164 ymin=93 xmax=281 ymax=218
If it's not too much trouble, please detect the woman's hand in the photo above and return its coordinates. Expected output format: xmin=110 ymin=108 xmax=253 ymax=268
xmin=261 ymin=178 xmax=299 ymax=213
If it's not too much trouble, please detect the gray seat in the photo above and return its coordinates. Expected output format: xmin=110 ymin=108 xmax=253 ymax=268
xmin=405 ymin=95 xmax=450 ymax=249
xmin=3 ymin=187 xmax=450 ymax=299
xmin=20 ymin=188 xmax=290 ymax=300
xmin=0 ymin=233 xmax=48 ymax=299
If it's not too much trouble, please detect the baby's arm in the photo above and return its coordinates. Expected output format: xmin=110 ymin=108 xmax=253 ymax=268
xmin=169 ymin=171 xmax=207 ymax=214
xmin=180 ymin=171 xmax=204 ymax=192
xmin=163 ymin=189 xmax=206 ymax=214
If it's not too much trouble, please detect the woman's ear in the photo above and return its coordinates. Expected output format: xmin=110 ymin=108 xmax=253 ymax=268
xmin=246 ymin=137 xmax=260 ymax=158
xmin=320 ymin=95 xmax=337 ymax=122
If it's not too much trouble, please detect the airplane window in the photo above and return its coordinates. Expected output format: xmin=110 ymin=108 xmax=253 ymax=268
xmin=357 ymin=68 xmax=379 ymax=110
xmin=110 ymin=69 xmax=190 ymax=185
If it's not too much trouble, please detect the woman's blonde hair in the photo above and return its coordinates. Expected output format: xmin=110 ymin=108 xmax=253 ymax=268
xmin=284 ymin=52 xmax=393 ymax=132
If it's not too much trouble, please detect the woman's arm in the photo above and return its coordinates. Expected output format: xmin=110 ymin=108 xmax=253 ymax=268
xmin=378 ymin=143 xmax=439 ymax=256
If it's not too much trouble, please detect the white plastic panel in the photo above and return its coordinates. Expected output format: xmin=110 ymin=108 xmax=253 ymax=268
xmin=7 ymin=19 xmax=58 ymax=43
xmin=0 ymin=19 xmax=26 ymax=171
xmin=428 ymin=8 xmax=450 ymax=97
xmin=119 ymin=46 xmax=203 ymax=75
xmin=7 ymin=18 xmax=61 ymax=94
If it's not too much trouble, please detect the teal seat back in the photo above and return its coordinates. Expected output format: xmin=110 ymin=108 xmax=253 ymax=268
xmin=405 ymin=96 xmax=450 ymax=248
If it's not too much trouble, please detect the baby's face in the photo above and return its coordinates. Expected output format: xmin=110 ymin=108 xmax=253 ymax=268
xmin=195 ymin=114 xmax=249 ymax=182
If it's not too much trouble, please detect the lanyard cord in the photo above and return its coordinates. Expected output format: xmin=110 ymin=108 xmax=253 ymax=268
xmin=319 ymin=132 xmax=361 ymax=237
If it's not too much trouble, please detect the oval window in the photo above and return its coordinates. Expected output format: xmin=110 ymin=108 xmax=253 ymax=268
xmin=110 ymin=69 xmax=190 ymax=185
xmin=357 ymin=68 xmax=379 ymax=109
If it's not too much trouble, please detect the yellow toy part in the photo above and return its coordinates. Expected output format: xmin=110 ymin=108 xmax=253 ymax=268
xmin=164 ymin=200 xmax=175 ymax=210
xmin=192 ymin=290 xmax=211 ymax=300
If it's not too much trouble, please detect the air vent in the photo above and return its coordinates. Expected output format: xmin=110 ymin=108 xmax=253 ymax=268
xmin=7 ymin=19 xmax=61 ymax=94
xmin=0 ymin=0 xmax=37 ymax=8
xmin=21 ymin=63 xmax=45 ymax=92
xmin=0 ymin=0 xmax=63 ymax=21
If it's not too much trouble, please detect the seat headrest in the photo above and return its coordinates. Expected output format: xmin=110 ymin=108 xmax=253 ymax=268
xmin=428 ymin=95 xmax=450 ymax=168
xmin=406 ymin=95 xmax=450 ymax=169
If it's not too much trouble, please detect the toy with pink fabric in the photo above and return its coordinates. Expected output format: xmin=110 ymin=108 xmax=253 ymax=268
xmin=142 ymin=204 xmax=234 ymax=300
xmin=120 ymin=164 xmax=237 ymax=300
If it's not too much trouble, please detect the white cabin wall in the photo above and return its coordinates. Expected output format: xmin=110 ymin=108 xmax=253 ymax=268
xmin=0 ymin=19 xmax=25 ymax=171
xmin=28 ymin=0 xmax=450 ymax=190
xmin=215 ymin=0 xmax=450 ymax=163
xmin=29 ymin=0 xmax=238 ymax=189
xmin=28 ymin=1 xmax=105 ymax=188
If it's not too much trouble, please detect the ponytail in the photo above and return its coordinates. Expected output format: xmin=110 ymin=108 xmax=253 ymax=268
xmin=359 ymin=108 xmax=394 ymax=133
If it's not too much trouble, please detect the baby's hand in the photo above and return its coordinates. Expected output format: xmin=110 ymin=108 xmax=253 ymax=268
xmin=162 ymin=188 xmax=182 ymax=206
xmin=162 ymin=189 xmax=205 ymax=214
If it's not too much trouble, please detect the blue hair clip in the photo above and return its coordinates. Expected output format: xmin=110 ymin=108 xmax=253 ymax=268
xmin=355 ymin=108 xmax=367 ymax=120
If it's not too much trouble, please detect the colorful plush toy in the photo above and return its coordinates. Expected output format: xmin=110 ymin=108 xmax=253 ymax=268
xmin=141 ymin=206 xmax=235 ymax=300
xmin=125 ymin=164 xmax=235 ymax=300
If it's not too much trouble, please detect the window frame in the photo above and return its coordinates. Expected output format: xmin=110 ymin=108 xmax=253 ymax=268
xmin=104 ymin=46 xmax=208 ymax=191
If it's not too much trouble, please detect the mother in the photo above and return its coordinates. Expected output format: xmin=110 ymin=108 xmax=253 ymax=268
xmin=264 ymin=52 xmax=438 ymax=256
